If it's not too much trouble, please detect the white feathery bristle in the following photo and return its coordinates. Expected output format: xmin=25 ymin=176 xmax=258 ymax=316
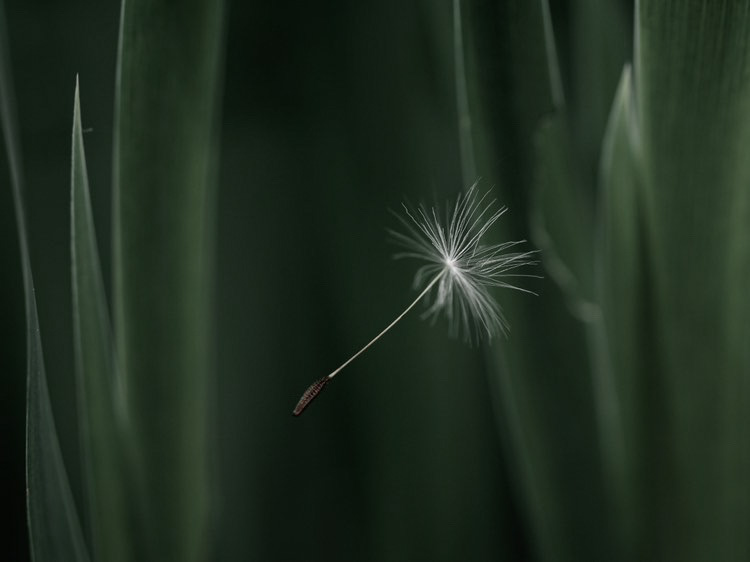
xmin=390 ymin=183 xmax=538 ymax=339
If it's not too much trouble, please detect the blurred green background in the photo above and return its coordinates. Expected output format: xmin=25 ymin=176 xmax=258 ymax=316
xmin=1 ymin=2 xmax=540 ymax=559
xmin=22 ymin=0 xmax=750 ymax=561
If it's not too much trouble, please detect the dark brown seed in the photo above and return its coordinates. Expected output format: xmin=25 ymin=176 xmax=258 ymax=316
xmin=292 ymin=377 xmax=329 ymax=416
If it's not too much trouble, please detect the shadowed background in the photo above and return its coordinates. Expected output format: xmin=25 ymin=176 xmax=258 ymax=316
xmin=2 ymin=1 xmax=641 ymax=561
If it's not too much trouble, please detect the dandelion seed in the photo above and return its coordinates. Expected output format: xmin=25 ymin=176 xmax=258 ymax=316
xmin=292 ymin=183 xmax=538 ymax=416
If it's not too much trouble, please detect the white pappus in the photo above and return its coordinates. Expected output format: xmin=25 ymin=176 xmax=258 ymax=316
xmin=293 ymin=183 xmax=538 ymax=416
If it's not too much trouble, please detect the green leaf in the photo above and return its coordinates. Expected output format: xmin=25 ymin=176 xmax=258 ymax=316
xmin=567 ymin=0 xmax=631 ymax=190
xmin=599 ymin=67 xmax=642 ymax=386
xmin=112 ymin=0 xmax=225 ymax=558
xmin=530 ymin=91 xmax=642 ymax=562
xmin=597 ymin=64 xmax=657 ymax=558
xmin=453 ymin=0 xmax=476 ymax=186
xmin=634 ymin=1 xmax=750 ymax=558
xmin=24 ymin=299 xmax=90 ymax=562
xmin=24 ymin=295 xmax=90 ymax=562
xmin=71 ymin=77 xmax=133 ymax=562
xmin=0 ymin=3 xmax=89 ymax=560
xmin=531 ymin=114 xmax=595 ymax=313
xmin=528 ymin=0 xmax=630 ymax=311
xmin=459 ymin=1 xmax=614 ymax=560
xmin=529 ymin=0 xmax=630 ymax=311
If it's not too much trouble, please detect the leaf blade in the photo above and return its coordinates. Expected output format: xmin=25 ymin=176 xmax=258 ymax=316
xmin=460 ymin=1 xmax=615 ymax=560
xmin=25 ymin=312 xmax=91 ymax=562
xmin=596 ymin=64 xmax=661 ymax=558
xmin=634 ymin=1 xmax=750 ymax=558
xmin=71 ymin=78 xmax=132 ymax=562
xmin=112 ymin=0 xmax=226 ymax=558
xmin=0 ymin=3 xmax=89 ymax=560
xmin=531 ymin=114 xmax=595 ymax=312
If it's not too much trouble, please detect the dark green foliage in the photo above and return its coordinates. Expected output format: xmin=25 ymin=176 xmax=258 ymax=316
xmin=72 ymin=79 xmax=132 ymax=562
xmin=112 ymin=0 xmax=225 ymax=559
xmin=4 ymin=1 xmax=750 ymax=561
xmin=2 ymin=4 xmax=89 ymax=560
xmin=458 ymin=0 xmax=750 ymax=560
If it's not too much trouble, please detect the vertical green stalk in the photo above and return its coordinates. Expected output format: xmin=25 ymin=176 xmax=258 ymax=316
xmin=112 ymin=0 xmax=225 ymax=559
xmin=71 ymin=79 xmax=131 ymax=562
xmin=457 ymin=0 xmax=620 ymax=560
xmin=2 ymin=3 xmax=89 ymax=561
xmin=635 ymin=1 xmax=750 ymax=558
xmin=453 ymin=0 xmax=476 ymax=186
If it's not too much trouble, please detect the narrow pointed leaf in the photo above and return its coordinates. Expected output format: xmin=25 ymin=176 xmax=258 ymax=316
xmin=0 ymin=3 xmax=89 ymax=560
xmin=24 ymin=303 xmax=91 ymax=562
xmin=599 ymin=67 xmax=642 ymax=396
xmin=71 ymin=78 xmax=132 ymax=562
xmin=597 ymin=65 xmax=660 ymax=558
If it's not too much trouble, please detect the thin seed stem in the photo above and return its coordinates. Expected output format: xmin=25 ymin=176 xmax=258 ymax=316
xmin=293 ymin=271 xmax=444 ymax=416
xmin=327 ymin=271 xmax=444 ymax=380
